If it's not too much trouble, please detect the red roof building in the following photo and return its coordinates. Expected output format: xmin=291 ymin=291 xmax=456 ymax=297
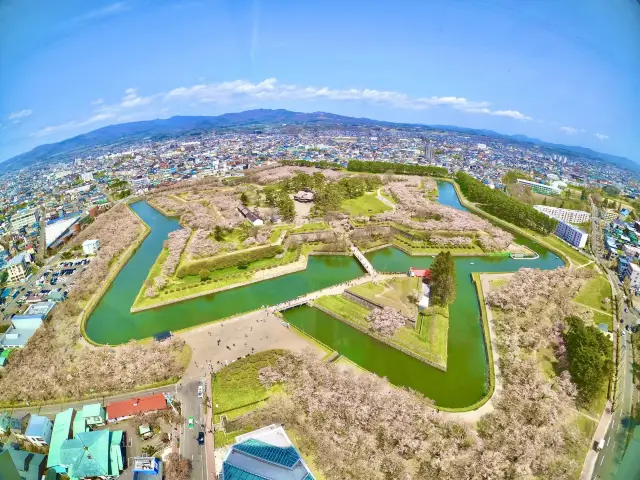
xmin=106 ymin=393 xmax=168 ymax=422
xmin=408 ymin=267 xmax=431 ymax=280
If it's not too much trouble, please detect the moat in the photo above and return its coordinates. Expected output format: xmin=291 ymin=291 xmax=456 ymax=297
xmin=85 ymin=181 xmax=563 ymax=408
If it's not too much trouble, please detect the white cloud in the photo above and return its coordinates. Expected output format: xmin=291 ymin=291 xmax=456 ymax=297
xmin=91 ymin=98 xmax=104 ymax=105
xmin=8 ymin=109 xmax=33 ymax=120
xmin=30 ymin=113 xmax=115 ymax=138
xmin=165 ymin=78 xmax=533 ymax=120
xmin=30 ymin=79 xmax=536 ymax=139
xmin=559 ymin=126 xmax=578 ymax=135
xmin=595 ymin=133 xmax=609 ymax=140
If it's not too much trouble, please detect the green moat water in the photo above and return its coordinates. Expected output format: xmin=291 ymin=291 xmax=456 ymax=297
xmin=85 ymin=181 xmax=563 ymax=408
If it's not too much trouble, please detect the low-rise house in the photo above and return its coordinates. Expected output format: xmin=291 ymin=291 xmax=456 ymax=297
xmin=0 ymin=413 xmax=30 ymax=439
xmin=132 ymin=457 xmax=163 ymax=480
xmin=293 ymin=191 xmax=314 ymax=203
xmin=0 ymin=443 xmax=47 ymax=480
xmin=60 ymin=429 xmax=125 ymax=479
xmin=106 ymin=393 xmax=167 ymax=423
xmin=80 ymin=403 xmax=106 ymax=428
xmin=219 ymin=424 xmax=315 ymax=480
xmin=24 ymin=415 xmax=53 ymax=447
xmin=238 ymin=207 xmax=264 ymax=226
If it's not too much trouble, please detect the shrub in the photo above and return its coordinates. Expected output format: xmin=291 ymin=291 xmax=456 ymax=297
xmin=176 ymin=245 xmax=284 ymax=277
xmin=199 ymin=269 xmax=210 ymax=281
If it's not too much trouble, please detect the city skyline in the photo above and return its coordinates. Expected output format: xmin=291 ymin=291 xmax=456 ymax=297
xmin=1 ymin=0 xmax=639 ymax=162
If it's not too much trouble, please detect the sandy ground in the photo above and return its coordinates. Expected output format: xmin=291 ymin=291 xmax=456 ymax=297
xmin=293 ymin=198 xmax=312 ymax=225
xmin=178 ymin=309 xmax=322 ymax=380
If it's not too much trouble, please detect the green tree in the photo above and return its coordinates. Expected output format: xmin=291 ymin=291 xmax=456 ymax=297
xmin=199 ymin=269 xmax=210 ymax=281
xmin=563 ymin=316 xmax=613 ymax=404
xmin=429 ymin=251 xmax=456 ymax=306
xmin=240 ymin=192 xmax=249 ymax=206
xmin=277 ymin=192 xmax=295 ymax=222
xmin=580 ymin=189 xmax=588 ymax=201
xmin=263 ymin=185 xmax=278 ymax=207
xmin=502 ymin=170 xmax=531 ymax=184
xmin=542 ymin=197 xmax=547 ymax=206
xmin=213 ymin=225 xmax=224 ymax=241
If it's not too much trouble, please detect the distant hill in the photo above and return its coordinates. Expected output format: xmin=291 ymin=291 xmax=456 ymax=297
xmin=2 ymin=108 xmax=636 ymax=172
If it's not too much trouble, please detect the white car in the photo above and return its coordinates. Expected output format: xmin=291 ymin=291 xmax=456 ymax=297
xmin=197 ymin=385 xmax=204 ymax=398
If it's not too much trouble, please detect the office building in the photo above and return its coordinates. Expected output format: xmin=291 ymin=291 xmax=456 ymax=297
xmin=516 ymin=179 xmax=562 ymax=196
xmin=555 ymin=221 xmax=588 ymax=249
xmin=533 ymin=205 xmax=590 ymax=224
xmin=10 ymin=208 xmax=39 ymax=233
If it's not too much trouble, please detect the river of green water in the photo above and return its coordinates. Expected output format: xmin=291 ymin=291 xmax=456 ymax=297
xmin=85 ymin=181 xmax=563 ymax=408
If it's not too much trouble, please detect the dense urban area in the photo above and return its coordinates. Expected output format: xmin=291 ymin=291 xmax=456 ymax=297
xmin=0 ymin=119 xmax=638 ymax=480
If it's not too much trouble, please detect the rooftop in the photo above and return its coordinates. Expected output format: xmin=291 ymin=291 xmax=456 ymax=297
xmin=106 ymin=393 xmax=167 ymax=420
xmin=47 ymin=409 xmax=74 ymax=468
xmin=45 ymin=215 xmax=81 ymax=248
xmin=24 ymin=301 xmax=56 ymax=317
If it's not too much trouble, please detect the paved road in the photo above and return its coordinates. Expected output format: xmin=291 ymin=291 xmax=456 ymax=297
xmin=584 ymin=201 xmax=638 ymax=479
xmin=177 ymin=378 xmax=207 ymax=480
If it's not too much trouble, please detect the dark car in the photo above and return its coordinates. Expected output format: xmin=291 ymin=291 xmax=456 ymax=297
xmin=197 ymin=431 xmax=205 ymax=445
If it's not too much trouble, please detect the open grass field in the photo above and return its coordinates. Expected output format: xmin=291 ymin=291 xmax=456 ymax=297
xmin=341 ymin=192 xmax=392 ymax=216
xmin=212 ymin=349 xmax=285 ymax=414
xmin=541 ymin=234 xmax=592 ymax=267
xmin=415 ymin=307 xmax=449 ymax=367
xmin=574 ymin=275 xmax=613 ymax=313
xmin=349 ymin=277 xmax=420 ymax=317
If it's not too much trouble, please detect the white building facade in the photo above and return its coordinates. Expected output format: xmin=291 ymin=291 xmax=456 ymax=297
xmin=555 ymin=221 xmax=588 ymax=248
xmin=10 ymin=208 xmax=39 ymax=233
xmin=82 ymin=239 xmax=100 ymax=255
xmin=533 ymin=205 xmax=590 ymax=224
xmin=516 ymin=179 xmax=562 ymax=196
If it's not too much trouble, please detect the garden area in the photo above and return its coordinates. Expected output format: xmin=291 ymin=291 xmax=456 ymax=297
xmin=349 ymin=277 xmax=420 ymax=318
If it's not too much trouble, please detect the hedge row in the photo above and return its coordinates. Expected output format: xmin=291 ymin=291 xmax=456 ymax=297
xmin=176 ymin=244 xmax=284 ymax=277
xmin=347 ymin=159 xmax=448 ymax=177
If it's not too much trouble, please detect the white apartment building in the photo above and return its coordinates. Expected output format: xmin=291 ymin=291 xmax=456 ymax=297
xmin=533 ymin=205 xmax=590 ymax=224
xmin=81 ymin=172 xmax=94 ymax=182
xmin=4 ymin=252 xmax=31 ymax=283
xmin=621 ymin=261 xmax=640 ymax=290
xmin=10 ymin=207 xmax=39 ymax=233
xmin=555 ymin=221 xmax=588 ymax=249
xmin=516 ymin=178 xmax=562 ymax=196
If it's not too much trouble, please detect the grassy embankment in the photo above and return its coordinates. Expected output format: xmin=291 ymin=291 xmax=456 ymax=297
xmin=313 ymin=277 xmax=449 ymax=368
xmin=573 ymin=274 xmax=614 ymax=330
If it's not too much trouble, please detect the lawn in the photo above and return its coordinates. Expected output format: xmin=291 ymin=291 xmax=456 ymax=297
xmin=341 ymin=193 xmax=392 ymax=216
xmin=574 ymin=275 xmax=612 ymax=313
xmin=313 ymin=295 xmax=370 ymax=327
xmin=212 ymin=349 xmax=285 ymax=414
xmin=414 ymin=307 xmax=449 ymax=367
xmin=392 ymin=235 xmax=486 ymax=256
xmin=592 ymin=311 xmax=614 ymax=331
xmin=542 ymin=233 xmax=592 ymax=266
xmin=489 ymin=278 xmax=508 ymax=289
xmin=291 ymin=222 xmax=329 ymax=233
xmin=349 ymin=277 xmax=420 ymax=317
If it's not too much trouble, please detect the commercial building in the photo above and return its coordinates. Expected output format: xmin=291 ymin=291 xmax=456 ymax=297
xmin=24 ymin=415 xmax=53 ymax=447
xmin=0 ymin=443 xmax=47 ymax=480
xmin=10 ymin=208 xmax=39 ymax=233
xmin=82 ymin=239 xmax=99 ymax=255
xmin=533 ymin=205 xmax=590 ymax=224
xmin=219 ymin=424 xmax=315 ymax=480
xmin=0 ymin=303 xmax=53 ymax=349
xmin=45 ymin=214 xmax=82 ymax=249
xmin=554 ymin=221 xmax=588 ymax=249
xmin=516 ymin=179 xmax=562 ymax=196
xmin=4 ymin=252 xmax=30 ymax=283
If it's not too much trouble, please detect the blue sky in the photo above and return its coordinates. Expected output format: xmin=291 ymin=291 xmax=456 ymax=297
xmin=1 ymin=0 xmax=639 ymax=163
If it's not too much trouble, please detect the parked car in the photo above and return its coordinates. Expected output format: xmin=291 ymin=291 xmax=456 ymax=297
xmin=198 ymin=431 xmax=205 ymax=445
xmin=188 ymin=417 xmax=194 ymax=430
xmin=197 ymin=385 xmax=204 ymax=398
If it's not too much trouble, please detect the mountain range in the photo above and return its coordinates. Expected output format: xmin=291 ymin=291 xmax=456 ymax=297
xmin=1 ymin=108 xmax=636 ymax=172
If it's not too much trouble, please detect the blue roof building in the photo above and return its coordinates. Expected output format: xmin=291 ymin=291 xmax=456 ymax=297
xmin=24 ymin=415 xmax=53 ymax=447
xmin=220 ymin=425 xmax=314 ymax=480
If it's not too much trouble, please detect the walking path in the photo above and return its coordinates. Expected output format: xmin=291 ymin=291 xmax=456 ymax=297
xmin=349 ymin=243 xmax=378 ymax=277
xmin=579 ymin=400 xmax=612 ymax=480
xmin=377 ymin=188 xmax=395 ymax=210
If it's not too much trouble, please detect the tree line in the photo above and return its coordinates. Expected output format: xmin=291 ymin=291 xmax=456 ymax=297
xmin=429 ymin=251 xmax=456 ymax=306
xmin=280 ymin=159 xmax=343 ymax=170
xmin=347 ymin=159 xmax=448 ymax=177
xmin=455 ymin=171 xmax=558 ymax=235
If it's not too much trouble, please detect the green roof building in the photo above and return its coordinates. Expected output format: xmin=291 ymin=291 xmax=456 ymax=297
xmin=0 ymin=444 xmax=47 ymax=480
xmin=80 ymin=404 xmax=106 ymax=427
xmin=47 ymin=408 xmax=75 ymax=473
xmin=60 ymin=429 xmax=125 ymax=480
xmin=0 ymin=450 xmax=22 ymax=480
